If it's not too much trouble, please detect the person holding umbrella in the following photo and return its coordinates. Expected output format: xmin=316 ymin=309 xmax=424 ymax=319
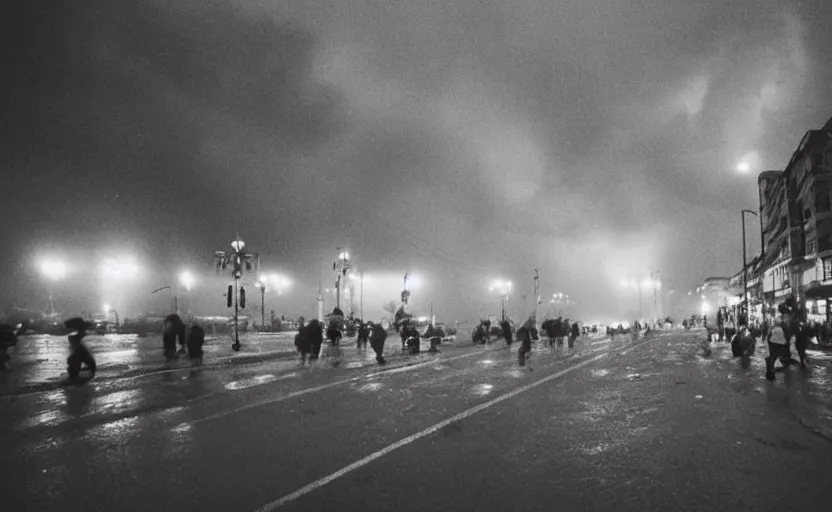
xmin=64 ymin=317 xmax=96 ymax=381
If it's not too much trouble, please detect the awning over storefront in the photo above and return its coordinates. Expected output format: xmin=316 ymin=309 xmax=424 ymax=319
xmin=805 ymin=283 xmax=832 ymax=299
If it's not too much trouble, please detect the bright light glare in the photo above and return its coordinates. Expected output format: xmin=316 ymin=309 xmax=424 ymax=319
xmin=701 ymin=300 xmax=710 ymax=315
xmin=490 ymin=279 xmax=512 ymax=294
xmin=231 ymin=240 xmax=245 ymax=252
xmin=339 ymin=251 xmax=350 ymax=260
xmin=736 ymin=162 xmax=750 ymax=173
xmin=100 ymin=259 xmax=140 ymax=279
xmin=179 ymin=271 xmax=195 ymax=290
xmin=40 ymin=259 xmax=67 ymax=281
xmin=103 ymin=304 xmax=111 ymax=313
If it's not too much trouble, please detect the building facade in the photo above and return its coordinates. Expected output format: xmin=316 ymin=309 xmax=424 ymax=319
xmin=753 ymin=116 xmax=832 ymax=321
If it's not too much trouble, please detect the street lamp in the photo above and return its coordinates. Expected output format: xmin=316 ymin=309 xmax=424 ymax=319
xmin=38 ymin=258 xmax=67 ymax=318
xmin=103 ymin=303 xmax=119 ymax=327
xmin=178 ymin=271 xmax=195 ymax=317
xmin=333 ymin=249 xmax=350 ymax=310
xmin=741 ymin=209 xmax=758 ymax=325
xmin=214 ymin=236 xmax=259 ymax=351
xmin=489 ymin=279 xmax=512 ymax=321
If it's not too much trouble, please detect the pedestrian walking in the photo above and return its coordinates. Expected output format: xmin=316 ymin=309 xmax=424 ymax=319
xmin=307 ymin=319 xmax=323 ymax=360
xmin=369 ymin=323 xmax=387 ymax=364
xmin=0 ymin=323 xmax=21 ymax=371
xmin=64 ymin=317 xmax=96 ymax=381
xmin=517 ymin=325 xmax=532 ymax=369
xmin=186 ymin=325 xmax=205 ymax=358
xmin=500 ymin=319 xmax=513 ymax=346
xmin=163 ymin=314 xmax=186 ymax=359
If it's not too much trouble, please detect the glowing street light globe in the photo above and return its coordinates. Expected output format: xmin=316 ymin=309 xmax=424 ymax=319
xmin=179 ymin=271 xmax=195 ymax=291
xmin=40 ymin=259 xmax=67 ymax=281
xmin=103 ymin=304 xmax=111 ymax=313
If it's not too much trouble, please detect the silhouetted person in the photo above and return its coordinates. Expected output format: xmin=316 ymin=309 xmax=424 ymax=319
xmin=357 ymin=322 xmax=369 ymax=350
xmin=0 ymin=323 xmax=20 ymax=371
xmin=307 ymin=319 xmax=323 ymax=360
xmin=187 ymin=325 xmax=205 ymax=358
xmin=369 ymin=323 xmax=387 ymax=364
xmin=499 ymin=320 xmax=513 ymax=346
xmin=517 ymin=325 xmax=532 ymax=368
xmin=64 ymin=317 xmax=96 ymax=381
xmin=163 ymin=314 xmax=186 ymax=359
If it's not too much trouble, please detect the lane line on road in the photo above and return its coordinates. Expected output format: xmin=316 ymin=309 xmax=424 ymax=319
xmin=252 ymin=352 xmax=609 ymax=511
xmin=190 ymin=349 xmax=486 ymax=425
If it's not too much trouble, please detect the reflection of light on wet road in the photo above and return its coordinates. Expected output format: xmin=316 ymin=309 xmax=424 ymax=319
xmin=172 ymin=422 xmax=192 ymax=434
xmin=471 ymin=384 xmax=494 ymax=396
xmin=18 ymin=411 xmax=70 ymax=430
xmin=345 ymin=362 xmax=364 ymax=369
xmin=98 ymin=349 xmax=138 ymax=358
xmin=357 ymin=382 xmax=383 ymax=392
xmin=96 ymin=390 xmax=142 ymax=409
xmin=478 ymin=359 xmax=495 ymax=367
xmin=590 ymin=369 xmax=610 ymax=377
xmin=86 ymin=416 xmax=141 ymax=442
xmin=224 ymin=373 xmax=296 ymax=391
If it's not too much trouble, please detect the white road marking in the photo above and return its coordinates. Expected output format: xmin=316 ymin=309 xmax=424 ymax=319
xmin=190 ymin=350 xmax=484 ymax=425
xmin=252 ymin=352 xmax=608 ymax=511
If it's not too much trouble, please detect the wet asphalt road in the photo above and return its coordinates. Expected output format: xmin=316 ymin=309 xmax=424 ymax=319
xmin=2 ymin=330 xmax=832 ymax=512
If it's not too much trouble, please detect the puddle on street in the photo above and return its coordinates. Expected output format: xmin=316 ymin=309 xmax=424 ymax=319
xmin=356 ymin=382 xmax=383 ymax=393
xmin=471 ymin=384 xmax=494 ymax=396
xmin=18 ymin=410 xmax=70 ymax=430
xmin=224 ymin=374 xmax=280 ymax=390
xmin=590 ymin=369 xmax=610 ymax=378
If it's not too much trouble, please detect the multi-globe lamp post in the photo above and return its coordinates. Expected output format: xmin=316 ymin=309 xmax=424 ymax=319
xmin=214 ymin=237 xmax=259 ymax=351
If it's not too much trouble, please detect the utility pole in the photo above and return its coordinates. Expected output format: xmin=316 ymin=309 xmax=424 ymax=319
xmin=359 ymin=270 xmax=364 ymax=321
xmin=317 ymin=281 xmax=324 ymax=323
xmin=533 ymin=269 xmax=539 ymax=331
xmin=430 ymin=299 xmax=435 ymax=326
xmin=333 ymin=248 xmax=350 ymax=310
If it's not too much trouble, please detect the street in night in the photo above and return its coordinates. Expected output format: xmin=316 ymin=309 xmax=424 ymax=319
xmin=4 ymin=1 xmax=832 ymax=511
xmin=3 ymin=329 xmax=832 ymax=511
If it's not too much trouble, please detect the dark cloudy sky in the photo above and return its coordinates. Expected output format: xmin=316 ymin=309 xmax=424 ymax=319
xmin=2 ymin=0 xmax=831 ymax=323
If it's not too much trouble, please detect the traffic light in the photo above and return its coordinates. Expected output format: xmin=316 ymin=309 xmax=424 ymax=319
xmin=240 ymin=287 xmax=246 ymax=309
xmin=227 ymin=285 xmax=233 ymax=308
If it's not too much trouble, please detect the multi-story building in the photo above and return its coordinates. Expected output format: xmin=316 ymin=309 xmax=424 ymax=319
xmin=755 ymin=116 xmax=832 ymax=321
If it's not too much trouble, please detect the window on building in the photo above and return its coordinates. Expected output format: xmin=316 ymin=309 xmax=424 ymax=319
xmin=807 ymin=237 xmax=817 ymax=255
xmin=824 ymin=258 xmax=832 ymax=281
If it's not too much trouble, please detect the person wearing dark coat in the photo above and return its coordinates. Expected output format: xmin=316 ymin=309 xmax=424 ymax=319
xmin=64 ymin=317 xmax=96 ymax=381
xmin=500 ymin=320 xmax=513 ymax=346
xmin=517 ymin=326 xmax=532 ymax=368
xmin=0 ymin=323 xmax=20 ymax=371
xmin=369 ymin=323 xmax=387 ymax=364
xmin=186 ymin=325 xmax=205 ymax=358
xmin=163 ymin=314 xmax=186 ymax=359
xmin=307 ymin=319 xmax=324 ymax=360
xmin=357 ymin=323 xmax=369 ymax=350
xmin=295 ymin=324 xmax=312 ymax=363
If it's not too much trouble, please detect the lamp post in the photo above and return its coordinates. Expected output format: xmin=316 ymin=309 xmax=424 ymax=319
xmin=38 ymin=259 xmax=67 ymax=319
xmin=741 ymin=209 xmax=758 ymax=325
xmin=179 ymin=271 xmax=195 ymax=318
xmin=333 ymin=249 xmax=350 ymax=310
xmin=103 ymin=304 xmax=119 ymax=327
xmin=214 ymin=236 xmax=259 ymax=352
xmin=489 ymin=280 xmax=512 ymax=321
